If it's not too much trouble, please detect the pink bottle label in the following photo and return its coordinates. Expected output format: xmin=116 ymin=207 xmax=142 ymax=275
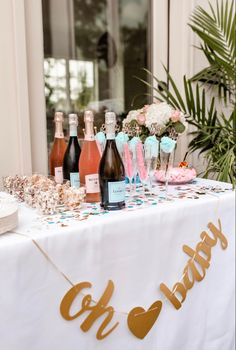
xmin=55 ymin=131 xmax=64 ymax=138
xmin=54 ymin=167 xmax=63 ymax=184
xmin=55 ymin=122 xmax=64 ymax=138
xmin=85 ymin=174 xmax=99 ymax=193
xmin=85 ymin=134 xmax=95 ymax=141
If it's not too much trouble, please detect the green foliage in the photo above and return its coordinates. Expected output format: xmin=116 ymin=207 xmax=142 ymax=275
xmin=137 ymin=0 xmax=236 ymax=185
xmin=173 ymin=121 xmax=186 ymax=134
xmin=128 ymin=119 xmax=150 ymax=142
xmin=189 ymin=0 xmax=236 ymax=102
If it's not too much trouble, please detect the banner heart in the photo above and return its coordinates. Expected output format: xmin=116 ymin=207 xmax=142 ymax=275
xmin=127 ymin=300 xmax=162 ymax=339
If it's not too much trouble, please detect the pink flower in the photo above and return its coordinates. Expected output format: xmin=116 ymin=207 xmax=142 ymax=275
xmin=171 ymin=110 xmax=181 ymax=122
xmin=142 ymin=105 xmax=149 ymax=112
xmin=137 ymin=113 xmax=146 ymax=125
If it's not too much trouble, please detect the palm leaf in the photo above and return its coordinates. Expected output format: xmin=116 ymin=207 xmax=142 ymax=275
xmin=189 ymin=0 xmax=236 ymax=100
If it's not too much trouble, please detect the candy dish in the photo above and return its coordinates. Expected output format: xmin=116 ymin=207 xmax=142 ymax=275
xmin=155 ymin=167 xmax=197 ymax=184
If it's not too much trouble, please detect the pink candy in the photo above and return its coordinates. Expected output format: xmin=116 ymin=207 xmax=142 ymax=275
xmin=155 ymin=167 xmax=196 ymax=183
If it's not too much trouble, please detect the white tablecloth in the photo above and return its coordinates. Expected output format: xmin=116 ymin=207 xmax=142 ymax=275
xmin=0 ymin=179 xmax=235 ymax=350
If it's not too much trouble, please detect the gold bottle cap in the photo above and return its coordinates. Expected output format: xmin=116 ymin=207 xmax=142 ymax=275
xmin=69 ymin=113 xmax=78 ymax=126
xmin=54 ymin=111 xmax=64 ymax=123
xmin=84 ymin=110 xmax=94 ymax=123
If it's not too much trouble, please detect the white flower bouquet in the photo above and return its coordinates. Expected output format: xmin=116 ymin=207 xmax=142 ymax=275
xmin=123 ymin=102 xmax=187 ymax=142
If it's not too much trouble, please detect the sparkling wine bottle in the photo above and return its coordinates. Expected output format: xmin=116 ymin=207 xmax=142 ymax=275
xmin=79 ymin=110 xmax=101 ymax=202
xmin=63 ymin=113 xmax=81 ymax=188
xmin=49 ymin=111 xmax=67 ymax=184
xmin=99 ymin=112 xmax=125 ymax=210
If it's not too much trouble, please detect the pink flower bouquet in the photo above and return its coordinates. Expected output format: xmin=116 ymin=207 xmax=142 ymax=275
xmin=123 ymin=102 xmax=187 ymax=142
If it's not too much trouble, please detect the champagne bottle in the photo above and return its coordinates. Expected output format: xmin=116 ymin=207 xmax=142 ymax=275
xmin=99 ymin=112 xmax=126 ymax=210
xmin=49 ymin=111 xmax=67 ymax=184
xmin=63 ymin=113 xmax=81 ymax=188
xmin=79 ymin=110 xmax=101 ymax=202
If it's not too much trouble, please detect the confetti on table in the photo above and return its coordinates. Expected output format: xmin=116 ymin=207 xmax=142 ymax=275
xmin=30 ymin=181 xmax=233 ymax=229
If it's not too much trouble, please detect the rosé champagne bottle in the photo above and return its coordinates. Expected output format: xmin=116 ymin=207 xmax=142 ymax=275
xmin=49 ymin=112 xmax=67 ymax=184
xmin=79 ymin=110 xmax=101 ymax=202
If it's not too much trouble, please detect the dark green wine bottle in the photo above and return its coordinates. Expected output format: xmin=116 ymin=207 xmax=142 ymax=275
xmin=99 ymin=112 xmax=125 ymax=210
xmin=63 ymin=113 xmax=81 ymax=188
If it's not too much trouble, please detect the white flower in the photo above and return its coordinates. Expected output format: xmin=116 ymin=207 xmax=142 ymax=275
xmin=123 ymin=109 xmax=143 ymax=124
xmin=145 ymin=102 xmax=173 ymax=130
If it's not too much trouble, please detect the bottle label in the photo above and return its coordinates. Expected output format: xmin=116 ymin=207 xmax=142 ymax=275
xmin=55 ymin=122 xmax=64 ymax=138
xmin=70 ymin=172 xmax=80 ymax=188
xmin=108 ymin=181 xmax=125 ymax=203
xmin=55 ymin=167 xmax=63 ymax=184
xmin=55 ymin=131 xmax=64 ymax=138
xmin=85 ymin=174 xmax=99 ymax=193
xmin=84 ymin=120 xmax=95 ymax=141
xmin=85 ymin=134 xmax=95 ymax=141
xmin=70 ymin=125 xmax=77 ymax=137
xmin=106 ymin=133 xmax=115 ymax=140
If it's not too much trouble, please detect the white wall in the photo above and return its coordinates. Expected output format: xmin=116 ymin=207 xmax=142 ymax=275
xmin=152 ymin=0 xmax=168 ymax=81
xmin=152 ymin=0 xmax=208 ymax=169
xmin=25 ymin=0 xmax=48 ymax=175
xmin=0 ymin=0 xmax=47 ymax=189
xmin=168 ymin=0 xmax=211 ymax=173
xmin=0 ymin=0 xmax=32 ymax=188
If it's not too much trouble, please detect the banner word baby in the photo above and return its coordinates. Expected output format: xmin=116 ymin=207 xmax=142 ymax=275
xmin=160 ymin=220 xmax=228 ymax=309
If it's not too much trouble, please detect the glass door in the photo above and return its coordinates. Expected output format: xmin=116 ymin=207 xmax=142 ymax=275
xmin=42 ymin=0 xmax=152 ymax=151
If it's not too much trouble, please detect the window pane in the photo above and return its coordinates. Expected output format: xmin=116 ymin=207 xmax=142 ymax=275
xmin=42 ymin=0 xmax=151 ymax=149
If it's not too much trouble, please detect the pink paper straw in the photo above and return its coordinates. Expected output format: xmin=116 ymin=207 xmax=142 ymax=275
xmin=136 ymin=142 xmax=147 ymax=180
xmin=123 ymin=143 xmax=133 ymax=178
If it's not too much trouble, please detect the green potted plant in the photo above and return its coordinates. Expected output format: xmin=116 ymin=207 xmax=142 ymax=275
xmin=137 ymin=0 xmax=235 ymax=185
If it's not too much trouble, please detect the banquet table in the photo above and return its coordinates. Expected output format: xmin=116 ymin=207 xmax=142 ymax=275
xmin=0 ymin=178 xmax=235 ymax=350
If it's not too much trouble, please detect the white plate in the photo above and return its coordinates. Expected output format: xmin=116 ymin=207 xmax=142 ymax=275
xmin=0 ymin=194 xmax=18 ymax=234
